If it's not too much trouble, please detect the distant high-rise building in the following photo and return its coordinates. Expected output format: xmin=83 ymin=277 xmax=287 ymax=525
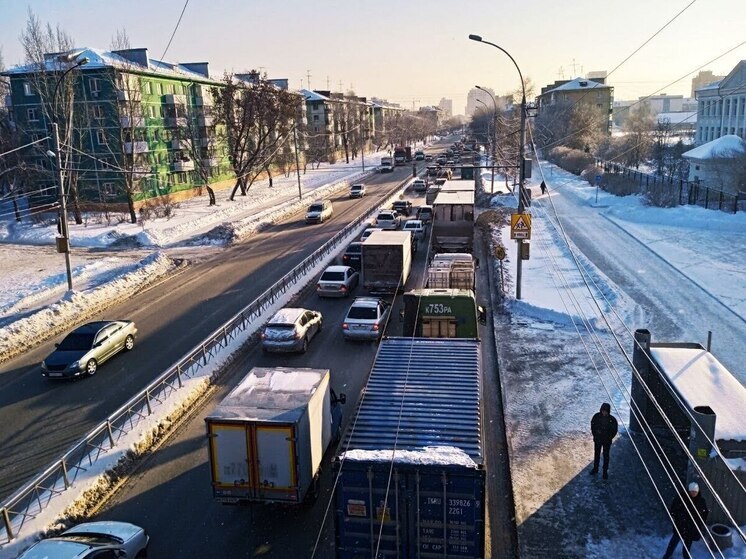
xmin=691 ymin=70 xmax=725 ymax=97
xmin=438 ymin=97 xmax=453 ymax=118
xmin=465 ymin=87 xmax=496 ymax=118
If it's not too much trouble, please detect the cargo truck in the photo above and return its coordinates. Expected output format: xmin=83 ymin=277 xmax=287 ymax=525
xmin=380 ymin=156 xmax=394 ymax=172
xmin=361 ymin=230 xmax=412 ymax=294
xmin=334 ymin=338 xmax=485 ymax=559
xmin=401 ymin=288 xmax=484 ymax=338
xmin=205 ymin=367 xmax=345 ymax=504
xmin=394 ymin=146 xmax=412 ymax=165
xmin=426 ymin=253 xmax=477 ymax=291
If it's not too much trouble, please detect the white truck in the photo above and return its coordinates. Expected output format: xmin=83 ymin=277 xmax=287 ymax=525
xmin=361 ymin=230 xmax=412 ymax=294
xmin=380 ymin=156 xmax=394 ymax=173
xmin=205 ymin=367 xmax=345 ymax=504
xmin=426 ymin=253 xmax=477 ymax=291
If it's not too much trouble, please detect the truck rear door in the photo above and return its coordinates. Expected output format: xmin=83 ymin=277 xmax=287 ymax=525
xmin=208 ymin=422 xmax=251 ymax=502
xmin=255 ymin=425 xmax=299 ymax=502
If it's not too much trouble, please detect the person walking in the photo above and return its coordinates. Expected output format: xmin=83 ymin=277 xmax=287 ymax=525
xmin=590 ymin=402 xmax=618 ymax=479
xmin=662 ymin=482 xmax=709 ymax=559
xmin=540 ymin=180 xmax=547 ymax=195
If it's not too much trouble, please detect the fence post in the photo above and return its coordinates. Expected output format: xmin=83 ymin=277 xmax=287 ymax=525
xmin=106 ymin=421 xmax=116 ymax=449
xmin=719 ymin=190 xmax=723 ymax=211
xmin=705 ymin=187 xmax=710 ymax=209
xmin=2 ymin=507 xmax=13 ymax=542
xmin=61 ymin=458 xmax=70 ymax=489
xmin=735 ymin=193 xmax=739 ymax=214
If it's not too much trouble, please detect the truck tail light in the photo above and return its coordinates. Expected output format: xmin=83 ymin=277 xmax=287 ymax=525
xmin=371 ymin=324 xmax=379 ymax=331
xmin=316 ymin=284 xmax=322 ymax=290
xmin=340 ymin=285 xmax=347 ymax=291
xmin=342 ymin=323 xmax=349 ymax=330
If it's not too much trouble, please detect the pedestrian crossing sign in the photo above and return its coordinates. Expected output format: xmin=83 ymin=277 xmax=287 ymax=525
xmin=511 ymin=213 xmax=532 ymax=240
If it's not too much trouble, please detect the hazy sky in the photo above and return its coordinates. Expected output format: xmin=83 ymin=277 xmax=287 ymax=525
xmin=1 ymin=0 xmax=744 ymax=114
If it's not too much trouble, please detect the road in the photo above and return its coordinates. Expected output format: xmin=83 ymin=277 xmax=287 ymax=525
xmin=0 ymin=163 xmax=418 ymax=501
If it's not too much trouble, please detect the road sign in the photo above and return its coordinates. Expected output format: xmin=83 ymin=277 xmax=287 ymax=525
xmin=510 ymin=213 xmax=532 ymax=240
xmin=595 ymin=174 xmax=602 ymax=185
xmin=495 ymin=246 xmax=506 ymax=261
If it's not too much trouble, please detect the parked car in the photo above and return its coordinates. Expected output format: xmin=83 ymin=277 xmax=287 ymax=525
xmin=41 ymin=320 xmax=138 ymax=378
xmin=416 ymin=205 xmax=433 ymax=224
xmin=392 ymin=200 xmax=413 ymax=216
xmin=424 ymin=154 xmax=433 ymax=161
xmin=18 ymin=521 xmax=149 ymax=559
xmin=261 ymin=307 xmax=323 ymax=353
xmin=342 ymin=241 xmax=363 ymax=270
xmin=411 ymin=179 xmax=427 ymax=193
xmin=305 ymin=199 xmax=333 ymax=224
xmin=402 ymin=219 xmax=427 ymax=241
xmin=317 ymin=265 xmax=359 ymax=298
xmin=349 ymin=183 xmax=366 ymax=198
xmin=375 ymin=210 xmax=400 ymax=230
xmin=342 ymin=297 xmax=392 ymax=341
xmin=360 ymin=227 xmax=382 ymax=242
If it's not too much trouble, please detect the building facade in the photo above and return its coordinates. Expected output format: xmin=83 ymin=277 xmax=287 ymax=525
xmin=537 ymin=77 xmax=614 ymax=135
xmin=438 ymin=97 xmax=453 ymax=118
xmin=465 ymin=87 xmax=496 ymax=118
xmin=694 ymin=60 xmax=746 ymax=145
xmin=691 ymin=70 xmax=725 ymax=98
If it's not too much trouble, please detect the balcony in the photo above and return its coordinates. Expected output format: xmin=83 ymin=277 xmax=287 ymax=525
xmin=131 ymin=165 xmax=151 ymax=177
xmin=164 ymin=116 xmax=188 ymax=128
xmin=197 ymin=115 xmax=213 ymax=126
xmin=172 ymin=159 xmax=195 ymax=172
xmin=195 ymin=95 xmax=213 ymax=107
xmin=164 ymin=94 xmax=187 ymax=106
xmin=199 ymin=137 xmax=213 ymax=147
xmin=116 ymin=89 xmax=129 ymax=101
xmin=171 ymin=138 xmax=190 ymax=150
xmin=124 ymin=141 xmax=149 ymax=154
xmin=120 ymin=115 xmax=145 ymax=128
xmin=201 ymin=157 xmax=219 ymax=168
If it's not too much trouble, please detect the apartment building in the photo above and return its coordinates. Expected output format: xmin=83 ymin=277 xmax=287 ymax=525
xmin=537 ymin=77 xmax=614 ymax=135
xmin=694 ymin=60 xmax=746 ymax=144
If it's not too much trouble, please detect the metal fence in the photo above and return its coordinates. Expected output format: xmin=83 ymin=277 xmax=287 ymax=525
xmin=596 ymin=160 xmax=744 ymax=214
xmin=0 ymin=174 xmax=411 ymax=546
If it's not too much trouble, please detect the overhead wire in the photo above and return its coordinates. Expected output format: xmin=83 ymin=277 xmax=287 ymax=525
xmin=160 ymin=0 xmax=190 ymax=62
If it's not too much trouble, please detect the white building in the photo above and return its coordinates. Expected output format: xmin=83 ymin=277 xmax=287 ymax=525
xmin=438 ymin=97 xmax=453 ymax=118
xmin=694 ymin=60 xmax=746 ymax=145
xmin=638 ymin=93 xmax=684 ymax=115
xmin=465 ymin=87 xmax=496 ymax=118
xmin=682 ymin=135 xmax=746 ymax=194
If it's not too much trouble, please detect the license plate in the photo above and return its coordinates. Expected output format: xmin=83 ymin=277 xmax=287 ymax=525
xmin=47 ymin=372 xmax=63 ymax=377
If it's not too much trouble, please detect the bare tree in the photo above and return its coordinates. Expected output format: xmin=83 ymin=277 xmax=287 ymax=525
xmin=110 ymin=28 xmax=131 ymax=50
xmin=211 ymin=71 xmax=302 ymax=200
xmin=622 ymin=104 xmax=654 ymax=168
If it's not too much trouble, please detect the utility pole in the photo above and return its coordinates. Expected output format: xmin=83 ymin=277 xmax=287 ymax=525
xmin=306 ymin=69 xmax=312 ymax=91
xmin=293 ymin=125 xmax=302 ymax=201
xmin=516 ymin=93 xmax=527 ymax=300
xmin=52 ymin=121 xmax=73 ymax=291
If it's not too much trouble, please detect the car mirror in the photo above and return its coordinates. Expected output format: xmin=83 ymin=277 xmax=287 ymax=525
xmin=474 ymin=257 xmax=480 ymax=269
xmin=55 ymin=343 xmax=60 ymax=348
xmin=478 ymin=306 xmax=487 ymax=324
xmin=399 ymin=308 xmax=405 ymax=322
xmin=339 ymin=393 xmax=347 ymax=404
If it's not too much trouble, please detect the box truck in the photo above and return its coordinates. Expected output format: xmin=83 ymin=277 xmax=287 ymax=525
xmin=206 ymin=367 xmax=345 ymax=504
xmin=334 ymin=338 xmax=485 ymax=558
xmin=361 ymin=230 xmax=412 ymax=294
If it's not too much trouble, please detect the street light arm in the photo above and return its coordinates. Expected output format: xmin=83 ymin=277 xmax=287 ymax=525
xmin=475 ymin=38 xmax=526 ymax=103
xmin=52 ymin=58 xmax=88 ymax=124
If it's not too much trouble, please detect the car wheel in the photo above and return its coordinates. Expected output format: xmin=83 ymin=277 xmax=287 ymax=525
xmin=302 ymin=338 xmax=309 ymax=353
xmin=85 ymin=359 xmax=97 ymax=376
xmin=124 ymin=335 xmax=135 ymax=351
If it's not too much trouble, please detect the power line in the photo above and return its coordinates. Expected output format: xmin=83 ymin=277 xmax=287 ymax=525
xmin=160 ymin=0 xmax=190 ymax=61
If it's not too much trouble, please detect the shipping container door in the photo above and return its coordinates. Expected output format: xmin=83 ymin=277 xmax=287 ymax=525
xmin=422 ymin=317 xmax=457 ymax=338
xmin=255 ymin=425 xmax=297 ymax=501
xmin=209 ymin=423 xmax=251 ymax=492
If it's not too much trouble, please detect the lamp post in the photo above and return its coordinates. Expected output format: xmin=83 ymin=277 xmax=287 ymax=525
xmin=51 ymin=52 xmax=89 ymax=291
xmin=476 ymin=85 xmax=498 ymax=193
xmin=469 ymin=34 xmax=528 ymax=299
xmin=475 ymin=99 xmax=492 ymax=163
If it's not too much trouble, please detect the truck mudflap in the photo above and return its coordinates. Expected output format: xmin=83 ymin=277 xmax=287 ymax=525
xmin=335 ymin=462 xmax=485 ymax=558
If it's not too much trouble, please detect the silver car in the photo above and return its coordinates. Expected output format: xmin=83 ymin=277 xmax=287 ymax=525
xmin=18 ymin=521 xmax=149 ymax=559
xmin=402 ymin=219 xmax=427 ymax=241
xmin=41 ymin=320 xmax=138 ymax=378
xmin=375 ymin=210 xmax=400 ymax=230
xmin=261 ymin=307 xmax=323 ymax=353
xmin=317 ymin=265 xmax=359 ymax=298
xmin=342 ymin=297 xmax=392 ymax=341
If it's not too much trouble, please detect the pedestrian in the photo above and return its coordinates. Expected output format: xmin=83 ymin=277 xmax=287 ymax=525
xmin=540 ymin=180 xmax=547 ymax=195
xmin=662 ymin=482 xmax=709 ymax=559
xmin=589 ymin=402 xmax=618 ymax=479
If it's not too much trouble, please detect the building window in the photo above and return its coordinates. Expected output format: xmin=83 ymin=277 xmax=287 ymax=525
xmin=23 ymin=82 xmax=33 ymax=96
xmin=313 ymin=114 xmax=319 ymax=122
xmin=154 ymin=129 xmax=161 ymax=142
xmin=695 ymin=165 xmax=700 ymax=171
xmin=26 ymin=108 xmax=39 ymax=121
xmin=92 ymin=104 xmax=104 ymax=119
xmin=96 ymin=129 xmax=107 ymax=145
xmin=144 ymin=82 xmax=152 ymax=95
xmin=89 ymin=78 xmax=101 ymax=94
xmin=102 ymin=182 xmax=116 ymax=198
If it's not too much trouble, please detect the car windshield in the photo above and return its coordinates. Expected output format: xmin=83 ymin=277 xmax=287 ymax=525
xmin=346 ymin=245 xmax=361 ymax=254
xmin=266 ymin=324 xmax=296 ymax=331
xmin=57 ymin=332 xmax=95 ymax=351
xmin=378 ymin=213 xmax=393 ymax=219
xmin=347 ymin=306 xmax=378 ymax=319
xmin=321 ymin=271 xmax=345 ymax=281
xmin=309 ymin=204 xmax=323 ymax=212
xmin=352 ymin=185 xmax=363 ymax=190
xmin=404 ymin=223 xmax=418 ymax=229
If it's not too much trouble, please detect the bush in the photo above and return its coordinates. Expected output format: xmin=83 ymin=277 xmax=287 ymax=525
xmin=548 ymin=146 xmax=594 ymax=175
xmin=644 ymin=182 xmax=680 ymax=208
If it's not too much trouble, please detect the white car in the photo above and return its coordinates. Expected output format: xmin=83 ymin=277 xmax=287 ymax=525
xmin=350 ymin=184 xmax=366 ymax=198
xmin=402 ymin=219 xmax=427 ymax=241
xmin=18 ymin=521 xmax=149 ymax=559
xmin=305 ymin=200 xmax=333 ymax=224
xmin=375 ymin=210 xmax=400 ymax=230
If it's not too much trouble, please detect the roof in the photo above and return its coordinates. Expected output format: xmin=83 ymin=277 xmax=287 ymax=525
xmin=268 ymin=307 xmax=306 ymax=324
xmin=433 ymin=191 xmax=475 ymax=205
xmin=350 ymin=297 xmax=383 ymax=307
xmin=682 ymin=135 xmax=746 ymax=160
xmin=543 ymin=77 xmax=611 ymax=94
xmin=650 ymin=346 xmax=746 ymax=442
xmin=340 ymin=338 xmax=482 ymax=466
xmin=363 ymin=230 xmax=412 ymax=245
xmin=207 ymin=367 xmax=328 ymax=422
xmin=324 ymin=265 xmax=351 ymax=273
xmin=4 ymin=47 xmax=220 ymax=84
xmin=300 ymin=88 xmax=329 ymax=102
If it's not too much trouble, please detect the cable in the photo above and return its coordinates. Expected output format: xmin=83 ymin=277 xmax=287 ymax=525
xmin=160 ymin=0 xmax=190 ymax=62
xmin=0 ymin=136 xmax=51 ymax=158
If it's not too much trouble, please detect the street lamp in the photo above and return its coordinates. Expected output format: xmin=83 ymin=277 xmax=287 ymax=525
xmin=475 ymin=99 xmax=492 ymax=154
xmin=476 ymin=85 xmax=498 ymax=194
xmin=51 ymin=52 xmax=89 ymax=291
xmin=469 ymin=34 xmax=529 ymax=299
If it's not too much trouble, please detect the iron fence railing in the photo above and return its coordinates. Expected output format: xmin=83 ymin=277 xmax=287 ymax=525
xmin=0 ymin=173 xmax=411 ymax=546
xmin=596 ymin=159 xmax=744 ymax=214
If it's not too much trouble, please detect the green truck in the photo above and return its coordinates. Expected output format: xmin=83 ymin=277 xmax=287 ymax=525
xmin=401 ymin=288 xmax=484 ymax=338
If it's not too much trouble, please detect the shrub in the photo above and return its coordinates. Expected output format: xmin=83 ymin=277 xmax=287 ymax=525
xmin=548 ymin=146 xmax=594 ymax=175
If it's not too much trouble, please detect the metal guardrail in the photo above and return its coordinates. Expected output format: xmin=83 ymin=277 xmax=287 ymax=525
xmin=0 ymin=173 xmax=413 ymax=545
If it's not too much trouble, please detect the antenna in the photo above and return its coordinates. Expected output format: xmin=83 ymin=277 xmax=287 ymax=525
xmin=338 ymin=80 xmax=343 ymax=92
xmin=557 ymin=66 xmax=565 ymax=79
xmin=326 ymin=76 xmax=330 ymax=89
xmin=412 ymin=99 xmax=420 ymax=110
xmin=571 ymin=58 xmax=579 ymax=76
xmin=306 ymin=69 xmax=312 ymax=91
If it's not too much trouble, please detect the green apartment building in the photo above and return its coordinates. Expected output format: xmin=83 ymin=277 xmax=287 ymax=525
xmin=4 ymin=47 xmax=232 ymax=210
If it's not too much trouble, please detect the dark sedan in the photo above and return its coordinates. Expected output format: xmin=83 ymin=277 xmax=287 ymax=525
xmin=41 ymin=320 xmax=138 ymax=378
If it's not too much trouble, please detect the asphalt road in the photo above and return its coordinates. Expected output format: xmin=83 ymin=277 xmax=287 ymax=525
xmin=0 ymin=162 xmax=422 ymax=502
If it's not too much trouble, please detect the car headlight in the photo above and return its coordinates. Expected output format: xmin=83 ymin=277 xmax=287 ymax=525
xmin=68 ymin=360 xmax=81 ymax=370
xmin=41 ymin=360 xmax=48 ymax=370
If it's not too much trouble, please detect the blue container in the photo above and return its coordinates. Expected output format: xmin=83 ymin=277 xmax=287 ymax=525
xmin=334 ymin=338 xmax=484 ymax=558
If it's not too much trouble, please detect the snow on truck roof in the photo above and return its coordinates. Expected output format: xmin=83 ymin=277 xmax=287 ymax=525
xmin=362 ymin=230 xmax=412 ymax=245
xmin=650 ymin=346 xmax=746 ymax=443
xmin=208 ymin=367 xmax=329 ymax=422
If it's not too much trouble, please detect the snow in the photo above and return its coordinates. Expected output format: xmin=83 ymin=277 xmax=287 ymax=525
xmin=650 ymin=347 xmax=746 ymax=443
xmin=340 ymin=446 xmax=478 ymax=468
xmin=2 ymin=145 xmax=746 ymax=558
xmin=682 ymin=134 xmax=746 ymax=160
xmin=267 ymin=307 xmax=306 ymax=325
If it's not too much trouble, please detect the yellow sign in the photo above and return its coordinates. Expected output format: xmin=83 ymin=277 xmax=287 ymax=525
xmin=495 ymin=246 xmax=506 ymax=261
xmin=510 ymin=213 xmax=532 ymax=240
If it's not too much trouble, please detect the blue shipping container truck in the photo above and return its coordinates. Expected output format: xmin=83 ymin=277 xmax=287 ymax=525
xmin=334 ymin=337 xmax=484 ymax=558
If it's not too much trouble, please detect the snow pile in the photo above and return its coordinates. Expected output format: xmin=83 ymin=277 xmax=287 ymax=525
xmin=340 ymin=446 xmax=478 ymax=468
xmin=0 ymin=253 xmax=176 ymax=363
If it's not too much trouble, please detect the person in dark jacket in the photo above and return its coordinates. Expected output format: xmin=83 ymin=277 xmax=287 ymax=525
xmin=662 ymin=482 xmax=709 ymax=558
xmin=589 ymin=402 xmax=618 ymax=479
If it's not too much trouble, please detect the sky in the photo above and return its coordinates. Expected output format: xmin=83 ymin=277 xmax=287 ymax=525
xmin=1 ymin=150 xmax=744 ymax=557
xmin=1 ymin=0 xmax=745 ymax=114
